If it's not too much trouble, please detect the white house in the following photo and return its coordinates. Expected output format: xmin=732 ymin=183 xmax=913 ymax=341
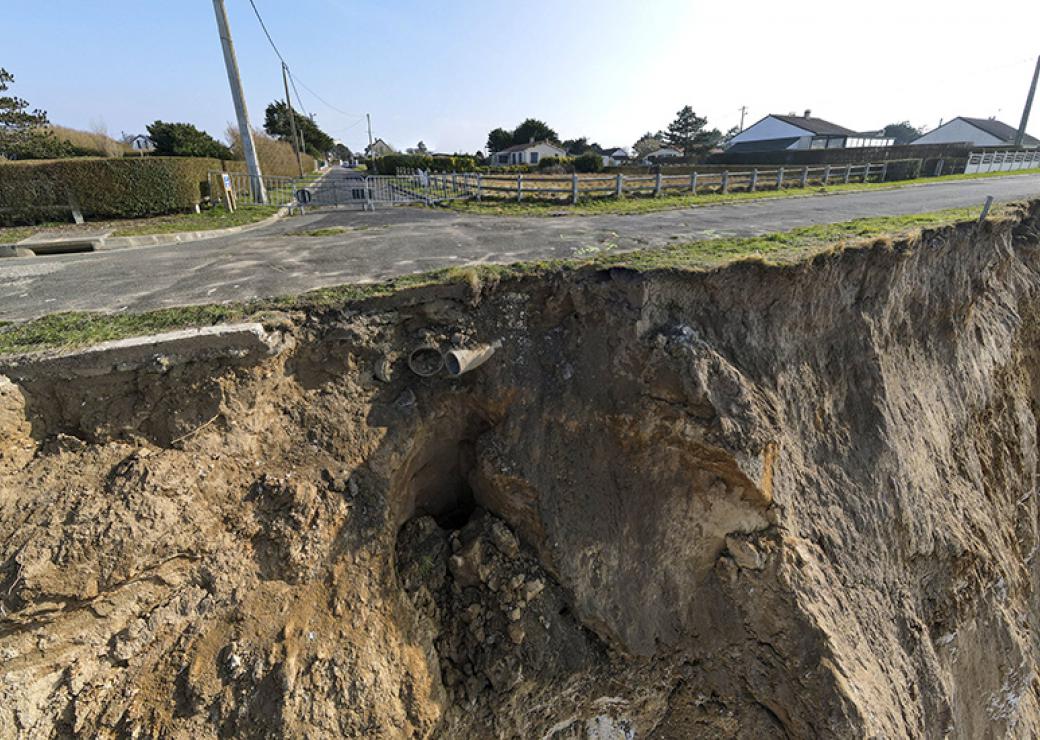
xmin=600 ymin=147 xmax=630 ymax=167
xmin=365 ymin=138 xmax=396 ymax=157
xmin=491 ymin=139 xmax=567 ymax=166
xmin=910 ymin=117 xmax=1039 ymax=147
xmin=641 ymin=146 xmax=682 ymax=164
xmin=129 ymin=134 xmax=154 ymax=152
xmin=725 ymin=111 xmax=893 ymax=152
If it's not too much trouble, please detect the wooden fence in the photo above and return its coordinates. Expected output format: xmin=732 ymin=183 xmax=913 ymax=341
xmin=400 ymin=163 xmax=888 ymax=204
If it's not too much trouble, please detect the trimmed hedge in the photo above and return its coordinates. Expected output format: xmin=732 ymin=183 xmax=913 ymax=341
xmin=0 ymin=156 xmax=228 ymax=224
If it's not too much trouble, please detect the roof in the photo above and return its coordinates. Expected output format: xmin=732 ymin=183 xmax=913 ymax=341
xmin=602 ymin=147 xmax=629 ymax=155
xmin=495 ymin=139 xmax=565 ymax=154
xmin=726 ymin=137 xmax=801 ymax=153
xmin=956 ymin=117 xmax=1039 ymax=146
xmin=768 ymin=114 xmax=857 ymax=137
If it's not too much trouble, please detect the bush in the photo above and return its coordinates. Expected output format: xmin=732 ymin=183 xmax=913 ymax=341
xmin=0 ymin=156 xmax=220 ymax=224
xmin=881 ymin=158 xmax=922 ymax=182
xmin=226 ymin=127 xmax=316 ymax=178
xmin=370 ymin=153 xmax=480 ymax=175
xmin=573 ymin=152 xmax=602 ymax=173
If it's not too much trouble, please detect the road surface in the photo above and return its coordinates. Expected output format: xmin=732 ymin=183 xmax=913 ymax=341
xmin=1 ymin=173 xmax=1039 ymax=322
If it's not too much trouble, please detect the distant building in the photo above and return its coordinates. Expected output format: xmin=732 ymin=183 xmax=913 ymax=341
xmin=600 ymin=147 xmax=631 ymax=167
xmin=490 ymin=139 xmax=567 ymax=166
xmin=128 ymin=134 xmax=154 ymax=152
xmin=642 ymin=146 xmax=683 ymax=164
xmin=725 ymin=111 xmax=893 ymax=152
xmin=910 ymin=117 xmax=1039 ymax=148
xmin=365 ymin=138 xmax=396 ymax=157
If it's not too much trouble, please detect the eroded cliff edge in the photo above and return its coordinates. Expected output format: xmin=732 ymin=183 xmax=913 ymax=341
xmin=2 ymin=203 xmax=1040 ymax=738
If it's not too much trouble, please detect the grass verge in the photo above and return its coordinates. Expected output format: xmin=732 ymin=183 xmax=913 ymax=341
xmin=0 ymin=205 xmax=1000 ymax=356
xmin=445 ymin=168 xmax=1040 ymax=217
xmin=110 ymin=206 xmax=280 ymax=236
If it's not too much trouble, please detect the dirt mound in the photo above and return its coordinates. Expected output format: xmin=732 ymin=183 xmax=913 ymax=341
xmin=2 ymin=203 xmax=1040 ymax=738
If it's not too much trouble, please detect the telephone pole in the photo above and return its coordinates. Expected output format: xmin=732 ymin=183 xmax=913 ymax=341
xmin=739 ymin=105 xmax=748 ymax=132
xmin=1014 ymin=55 xmax=1040 ymax=148
xmin=212 ymin=0 xmax=266 ymax=203
xmin=281 ymin=63 xmax=304 ymax=177
xmin=366 ymin=113 xmax=374 ymax=157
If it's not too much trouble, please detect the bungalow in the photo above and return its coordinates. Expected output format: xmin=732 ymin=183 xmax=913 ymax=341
xmin=725 ymin=111 xmax=893 ymax=152
xmin=491 ymin=139 xmax=567 ymax=166
xmin=600 ymin=147 xmax=630 ymax=167
xmin=910 ymin=117 xmax=1039 ymax=147
xmin=365 ymin=138 xmax=396 ymax=157
xmin=642 ymin=146 xmax=683 ymax=164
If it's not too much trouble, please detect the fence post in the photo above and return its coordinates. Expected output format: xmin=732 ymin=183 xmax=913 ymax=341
xmin=477 ymin=173 xmax=483 ymax=201
xmin=750 ymin=168 xmax=759 ymax=192
xmin=571 ymin=173 xmax=579 ymax=204
xmin=880 ymin=162 xmax=888 ymax=182
xmin=721 ymin=171 xmax=729 ymax=194
xmin=654 ymin=170 xmax=662 ymax=197
xmin=823 ymin=165 xmax=831 ymax=185
xmin=615 ymin=173 xmax=623 ymax=199
xmin=800 ymin=167 xmax=809 ymax=188
xmin=517 ymin=174 xmax=523 ymax=202
xmin=690 ymin=172 xmax=698 ymax=194
xmin=776 ymin=166 xmax=784 ymax=190
xmin=843 ymin=165 xmax=851 ymax=184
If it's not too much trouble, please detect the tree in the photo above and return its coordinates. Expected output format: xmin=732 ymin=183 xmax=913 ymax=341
xmin=147 ymin=121 xmax=233 ymax=158
xmin=664 ymin=106 xmax=721 ymax=157
xmin=263 ymin=101 xmax=335 ymax=158
xmin=486 ymin=127 xmax=512 ymax=154
xmin=882 ymin=121 xmax=923 ymax=145
xmin=562 ymin=137 xmax=589 ymax=156
xmin=632 ymin=132 xmax=664 ymax=158
xmin=0 ymin=68 xmax=61 ymax=159
xmin=511 ymin=118 xmax=559 ymax=146
xmin=406 ymin=140 xmax=429 ymax=155
xmin=332 ymin=142 xmax=352 ymax=161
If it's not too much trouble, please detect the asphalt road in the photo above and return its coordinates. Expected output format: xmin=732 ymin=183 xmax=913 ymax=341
xmin=2 ymin=174 xmax=1039 ymax=322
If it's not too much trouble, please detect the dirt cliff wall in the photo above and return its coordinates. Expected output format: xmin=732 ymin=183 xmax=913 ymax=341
xmin=2 ymin=203 xmax=1040 ymax=738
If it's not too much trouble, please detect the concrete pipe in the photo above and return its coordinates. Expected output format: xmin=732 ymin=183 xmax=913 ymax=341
xmin=407 ymin=344 xmax=444 ymax=377
xmin=445 ymin=340 xmax=502 ymax=377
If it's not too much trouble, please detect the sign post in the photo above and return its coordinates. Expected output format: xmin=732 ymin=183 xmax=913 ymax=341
xmin=221 ymin=172 xmax=236 ymax=212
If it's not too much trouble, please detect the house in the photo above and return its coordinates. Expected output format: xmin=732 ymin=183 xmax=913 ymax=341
xmin=128 ymin=134 xmax=154 ymax=152
xmin=641 ymin=146 xmax=683 ymax=164
xmin=600 ymin=147 xmax=630 ymax=167
xmin=725 ymin=111 xmax=893 ymax=152
xmin=365 ymin=138 xmax=396 ymax=157
xmin=910 ymin=117 xmax=1039 ymax=148
xmin=491 ymin=139 xmax=567 ymax=166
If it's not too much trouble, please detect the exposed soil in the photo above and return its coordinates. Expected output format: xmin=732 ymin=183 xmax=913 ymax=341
xmin=2 ymin=203 xmax=1040 ymax=738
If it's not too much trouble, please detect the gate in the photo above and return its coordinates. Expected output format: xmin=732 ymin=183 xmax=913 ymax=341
xmin=211 ymin=169 xmax=476 ymax=210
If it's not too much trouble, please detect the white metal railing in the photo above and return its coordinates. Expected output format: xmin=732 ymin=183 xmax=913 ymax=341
xmin=964 ymin=149 xmax=1040 ymax=174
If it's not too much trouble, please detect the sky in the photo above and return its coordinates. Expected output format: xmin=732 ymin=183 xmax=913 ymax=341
xmin=4 ymin=0 xmax=1040 ymax=154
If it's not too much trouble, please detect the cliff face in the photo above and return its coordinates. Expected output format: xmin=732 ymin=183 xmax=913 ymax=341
xmin=2 ymin=203 xmax=1040 ymax=738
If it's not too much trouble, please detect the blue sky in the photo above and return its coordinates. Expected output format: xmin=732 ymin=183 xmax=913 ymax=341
xmin=5 ymin=0 xmax=1039 ymax=153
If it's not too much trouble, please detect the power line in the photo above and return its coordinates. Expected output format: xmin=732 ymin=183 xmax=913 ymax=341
xmin=246 ymin=0 xmax=363 ymax=121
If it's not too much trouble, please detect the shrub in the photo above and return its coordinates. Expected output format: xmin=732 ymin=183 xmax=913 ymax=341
xmin=147 ymin=121 xmax=233 ymax=159
xmin=48 ymin=125 xmax=127 ymax=157
xmin=881 ymin=158 xmax=922 ymax=182
xmin=0 ymin=156 xmax=220 ymax=224
xmin=226 ymin=127 xmax=316 ymax=178
xmin=573 ymin=152 xmax=603 ymax=173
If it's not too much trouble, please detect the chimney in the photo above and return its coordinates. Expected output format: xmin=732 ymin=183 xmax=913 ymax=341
xmin=529 ymin=136 xmax=535 ymax=144
xmin=804 ymin=109 xmax=812 ymax=118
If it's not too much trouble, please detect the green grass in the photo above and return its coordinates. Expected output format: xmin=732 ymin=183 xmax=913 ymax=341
xmin=0 ymin=205 xmax=1003 ymax=356
xmin=287 ymin=226 xmax=347 ymax=237
xmin=111 ymin=206 xmax=280 ymax=236
xmin=445 ymin=168 xmax=1040 ymax=217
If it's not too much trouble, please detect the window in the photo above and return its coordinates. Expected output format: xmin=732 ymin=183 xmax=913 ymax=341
xmin=497 ymin=154 xmax=508 ymax=164
xmin=530 ymin=152 xmax=539 ymax=164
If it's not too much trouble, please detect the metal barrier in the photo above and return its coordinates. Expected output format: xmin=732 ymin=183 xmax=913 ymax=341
xmin=964 ymin=150 xmax=1040 ymax=174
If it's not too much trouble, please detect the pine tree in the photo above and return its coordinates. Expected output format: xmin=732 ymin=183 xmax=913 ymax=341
xmin=0 ymin=68 xmax=58 ymax=159
xmin=664 ymin=106 xmax=720 ymax=157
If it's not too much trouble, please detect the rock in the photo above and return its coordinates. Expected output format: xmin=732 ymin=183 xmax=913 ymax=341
xmin=724 ymin=535 xmax=765 ymax=570
xmin=507 ymin=622 xmax=525 ymax=645
xmin=488 ymin=521 xmax=520 ymax=559
xmin=523 ymin=579 xmax=545 ymax=602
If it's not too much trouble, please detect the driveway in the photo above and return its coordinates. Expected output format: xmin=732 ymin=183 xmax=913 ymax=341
xmin=2 ymin=174 xmax=1039 ymax=322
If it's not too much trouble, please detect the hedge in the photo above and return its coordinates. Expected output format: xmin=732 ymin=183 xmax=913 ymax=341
xmin=0 ymin=156 xmax=230 ymax=224
xmin=371 ymin=153 xmax=479 ymax=175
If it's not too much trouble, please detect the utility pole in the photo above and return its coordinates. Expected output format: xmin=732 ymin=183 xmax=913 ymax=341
xmin=366 ymin=113 xmax=374 ymax=158
xmin=739 ymin=105 xmax=747 ymax=132
xmin=281 ymin=63 xmax=304 ymax=177
xmin=1014 ymin=55 xmax=1040 ymax=148
xmin=212 ymin=0 xmax=266 ymax=204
